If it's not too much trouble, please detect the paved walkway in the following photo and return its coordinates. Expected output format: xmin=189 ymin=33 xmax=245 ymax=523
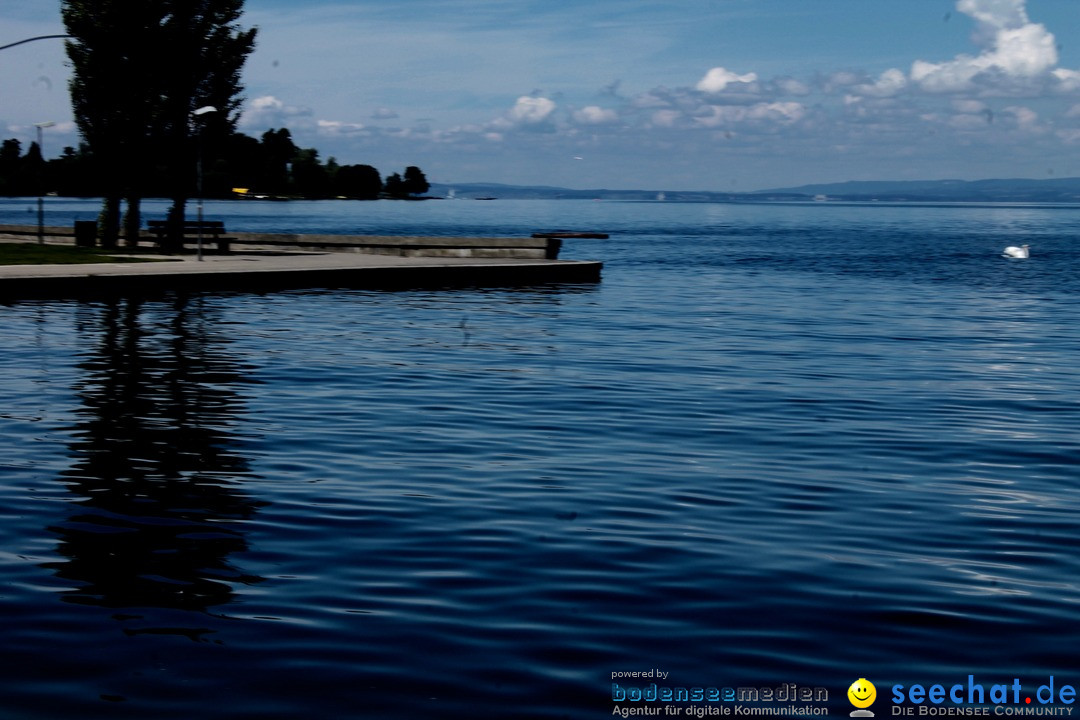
xmin=0 ymin=248 xmax=602 ymax=300
xmin=0 ymin=248 xmax=555 ymax=277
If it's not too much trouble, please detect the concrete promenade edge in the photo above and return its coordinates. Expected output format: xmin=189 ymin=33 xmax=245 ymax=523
xmin=0 ymin=249 xmax=603 ymax=301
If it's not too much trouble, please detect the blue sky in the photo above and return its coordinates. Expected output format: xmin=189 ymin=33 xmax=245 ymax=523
xmin=3 ymin=0 xmax=1080 ymax=190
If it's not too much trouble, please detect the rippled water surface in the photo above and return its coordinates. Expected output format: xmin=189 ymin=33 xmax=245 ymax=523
xmin=3 ymin=199 xmax=1080 ymax=718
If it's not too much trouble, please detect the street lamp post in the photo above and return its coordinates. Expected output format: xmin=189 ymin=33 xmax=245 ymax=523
xmin=34 ymin=121 xmax=56 ymax=245
xmin=1 ymin=35 xmax=68 ymax=243
xmin=0 ymin=35 xmax=70 ymax=53
xmin=192 ymin=106 xmax=218 ymax=261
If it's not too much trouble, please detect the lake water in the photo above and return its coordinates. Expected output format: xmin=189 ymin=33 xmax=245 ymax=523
xmin=2 ymin=197 xmax=1080 ymax=719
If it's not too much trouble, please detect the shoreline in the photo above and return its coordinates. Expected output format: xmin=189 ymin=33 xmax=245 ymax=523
xmin=0 ymin=251 xmax=602 ymax=301
xmin=0 ymin=227 xmax=602 ymax=300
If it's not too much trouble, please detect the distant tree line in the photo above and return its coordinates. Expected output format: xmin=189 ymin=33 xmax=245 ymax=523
xmin=0 ymin=128 xmax=429 ymax=201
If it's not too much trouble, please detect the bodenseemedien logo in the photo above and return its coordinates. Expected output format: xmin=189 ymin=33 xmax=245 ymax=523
xmin=849 ymin=678 xmax=877 ymax=717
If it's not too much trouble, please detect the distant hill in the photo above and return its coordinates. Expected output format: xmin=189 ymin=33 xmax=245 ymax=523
xmin=428 ymin=182 xmax=789 ymax=202
xmin=756 ymin=177 xmax=1080 ymax=203
xmin=429 ymin=178 xmax=1080 ymax=203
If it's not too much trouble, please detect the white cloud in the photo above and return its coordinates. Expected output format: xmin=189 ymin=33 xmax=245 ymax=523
xmin=854 ymin=69 xmax=908 ymax=98
xmin=1051 ymin=68 xmax=1080 ymax=93
xmin=632 ymin=91 xmax=674 ymax=110
xmin=241 ymin=95 xmax=313 ymax=129
xmin=823 ymin=71 xmax=862 ymax=93
xmin=953 ymin=99 xmax=988 ymax=113
xmin=7 ymin=120 xmax=77 ymax=136
xmin=909 ymin=0 xmax=1061 ymax=93
xmin=957 ymin=0 xmax=1028 ymax=32
xmin=1004 ymin=105 xmax=1041 ymax=131
xmin=696 ymin=67 xmax=758 ymax=94
xmin=946 ymin=99 xmax=994 ymax=129
xmin=481 ymin=96 xmax=559 ymax=134
xmin=774 ymin=77 xmax=810 ymax=96
xmin=573 ymin=106 xmax=619 ymax=125
xmin=1056 ymin=129 xmax=1080 ymax=144
xmin=317 ymin=120 xmax=367 ymax=136
xmin=248 ymin=96 xmax=283 ymax=113
xmin=949 ymin=112 xmax=993 ymax=130
xmin=694 ymin=101 xmax=806 ymax=129
xmin=650 ymin=109 xmax=682 ymax=128
xmin=371 ymin=108 xmax=399 ymax=120
xmin=506 ymin=96 xmax=556 ymax=125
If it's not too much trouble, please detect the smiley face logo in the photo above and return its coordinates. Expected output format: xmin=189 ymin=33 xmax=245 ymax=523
xmin=848 ymin=678 xmax=877 ymax=711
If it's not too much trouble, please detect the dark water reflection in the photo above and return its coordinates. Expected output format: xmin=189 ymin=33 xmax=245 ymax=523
xmin=49 ymin=297 xmax=265 ymax=616
xmin=0 ymin=297 xmax=270 ymax=718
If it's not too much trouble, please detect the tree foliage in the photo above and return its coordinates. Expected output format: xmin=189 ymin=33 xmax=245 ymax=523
xmin=61 ymin=0 xmax=256 ymax=246
xmin=257 ymin=128 xmax=297 ymax=196
xmin=383 ymin=172 xmax=404 ymax=198
xmin=403 ymin=165 xmax=430 ymax=196
xmin=0 ymin=131 xmax=437 ymax=204
xmin=0 ymin=139 xmax=24 ymax=195
xmin=334 ymin=164 xmax=382 ymax=199
xmin=384 ymin=166 xmax=430 ymax=198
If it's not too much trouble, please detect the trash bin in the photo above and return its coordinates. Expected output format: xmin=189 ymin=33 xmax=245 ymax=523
xmin=74 ymin=221 xmax=97 ymax=248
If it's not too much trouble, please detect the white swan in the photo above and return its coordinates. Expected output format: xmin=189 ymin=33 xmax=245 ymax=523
xmin=1002 ymin=244 xmax=1030 ymax=259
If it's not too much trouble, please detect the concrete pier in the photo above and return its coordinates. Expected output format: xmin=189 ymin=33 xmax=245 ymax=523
xmin=0 ymin=228 xmax=602 ymax=301
xmin=0 ymin=224 xmax=565 ymax=259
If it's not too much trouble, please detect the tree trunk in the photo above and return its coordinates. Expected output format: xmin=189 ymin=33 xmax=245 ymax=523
xmin=122 ymin=195 xmax=141 ymax=247
xmin=166 ymin=198 xmax=187 ymax=252
xmin=98 ymin=195 xmax=121 ymax=249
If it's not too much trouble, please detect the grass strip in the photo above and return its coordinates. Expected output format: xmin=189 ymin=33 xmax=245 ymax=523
xmin=0 ymin=243 xmax=170 ymax=266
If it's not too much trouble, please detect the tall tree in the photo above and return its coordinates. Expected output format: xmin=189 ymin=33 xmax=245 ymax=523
xmin=290 ymin=148 xmax=331 ymax=198
xmin=259 ymin=128 xmax=297 ymax=196
xmin=62 ymin=0 xmax=256 ymax=247
xmin=157 ymin=1 xmax=256 ymax=246
xmin=383 ymin=172 xmax=404 ymax=198
xmin=63 ymin=1 xmax=154 ymax=244
xmin=403 ymin=165 xmax=429 ymax=197
xmin=0 ymin=139 xmax=21 ymax=194
xmin=334 ymin=164 xmax=382 ymax=199
xmin=384 ymin=166 xmax=430 ymax=198
xmin=22 ymin=142 xmax=46 ymax=197
xmin=0 ymin=139 xmax=21 ymax=173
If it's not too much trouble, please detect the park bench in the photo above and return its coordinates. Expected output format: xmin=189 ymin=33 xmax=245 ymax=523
xmin=146 ymin=220 xmax=235 ymax=252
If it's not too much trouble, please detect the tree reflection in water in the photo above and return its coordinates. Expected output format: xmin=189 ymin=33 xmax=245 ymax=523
xmin=44 ymin=296 xmax=265 ymax=630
